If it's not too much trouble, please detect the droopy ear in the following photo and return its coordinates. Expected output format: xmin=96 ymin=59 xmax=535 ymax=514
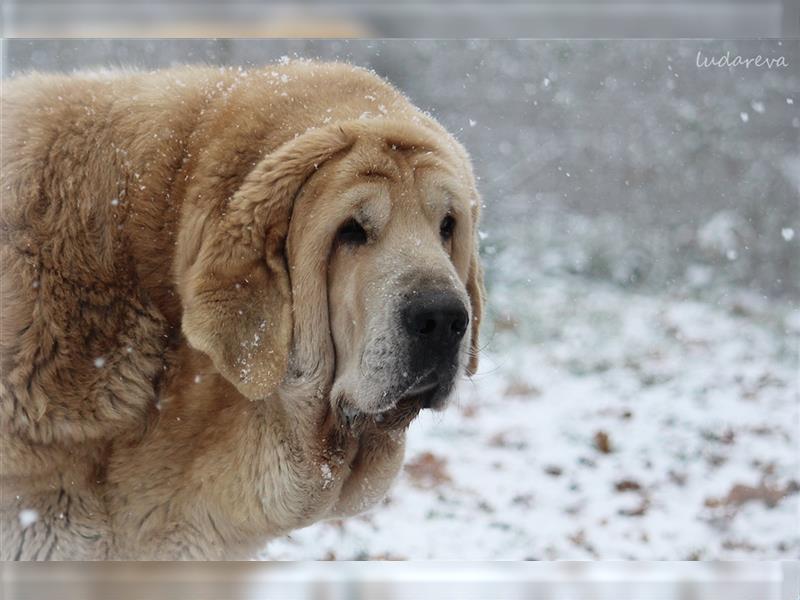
xmin=178 ymin=126 xmax=354 ymax=399
xmin=466 ymin=244 xmax=485 ymax=376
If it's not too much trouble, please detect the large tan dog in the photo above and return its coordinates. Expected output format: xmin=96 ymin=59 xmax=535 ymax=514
xmin=0 ymin=61 xmax=483 ymax=559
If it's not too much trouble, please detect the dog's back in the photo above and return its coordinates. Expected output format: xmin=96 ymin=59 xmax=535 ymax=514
xmin=0 ymin=69 xmax=189 ymax=559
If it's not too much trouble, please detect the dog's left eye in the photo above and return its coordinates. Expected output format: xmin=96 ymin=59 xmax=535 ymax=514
xmin=440 ymin=215 xmax=456 ymax=241
xmin=336 ymin=218 xmax=368 ymax=246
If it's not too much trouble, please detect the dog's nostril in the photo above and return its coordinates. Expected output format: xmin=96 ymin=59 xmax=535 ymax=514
xmin=451 ymin=313 xmax=468 ymax=336
xmin=402 ymin=292 xmax=469 ymax=346
xmin=419 ymin=318 xmax=437 ymax=335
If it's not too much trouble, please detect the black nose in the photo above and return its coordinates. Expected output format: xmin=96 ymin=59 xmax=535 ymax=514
xmin=401 ymin=292 xmax=469 ymax=350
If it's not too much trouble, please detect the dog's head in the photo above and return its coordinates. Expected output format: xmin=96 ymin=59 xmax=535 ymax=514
xmin=177 ymin=119 xmax=483 ymax=418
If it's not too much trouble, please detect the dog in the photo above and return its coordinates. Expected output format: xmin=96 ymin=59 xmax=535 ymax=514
xmin=0 ymin=61 xmax=484 ymax=559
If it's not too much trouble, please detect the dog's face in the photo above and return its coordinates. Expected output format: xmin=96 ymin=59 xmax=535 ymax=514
xmin=179 ymin=120 xmax=483 ymax=417
xmin=319 ymin=154 xmax=474 ymax=414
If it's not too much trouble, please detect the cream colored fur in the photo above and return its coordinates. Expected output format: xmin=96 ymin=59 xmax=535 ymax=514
xmin=0 ymin=62 xmax=483 ymax=559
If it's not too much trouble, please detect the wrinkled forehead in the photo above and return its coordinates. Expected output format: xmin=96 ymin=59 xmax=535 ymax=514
xmin=328 ymin=138 xmax=473 ymax=224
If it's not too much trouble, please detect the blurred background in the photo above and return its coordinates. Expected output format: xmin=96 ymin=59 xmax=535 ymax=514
xmin=1 ymin=562 xmax=797 ymax=599
xmin=1 ymin=0 xmax=799 ymax=38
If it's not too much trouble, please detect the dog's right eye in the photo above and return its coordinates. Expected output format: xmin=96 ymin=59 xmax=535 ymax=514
xmin=336 ymin=218 xmax=368 ymax=246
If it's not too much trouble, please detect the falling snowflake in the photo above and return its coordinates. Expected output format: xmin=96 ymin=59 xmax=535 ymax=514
xmin=18 ymin=509 xmax=38 ymax=528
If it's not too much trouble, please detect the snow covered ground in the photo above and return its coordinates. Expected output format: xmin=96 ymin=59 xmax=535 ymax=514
xmin=268 ymin=271 xmax=799 ymax=559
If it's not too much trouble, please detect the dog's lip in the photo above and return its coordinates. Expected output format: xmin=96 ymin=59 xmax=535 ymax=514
xmin=399 ymin=371 xmax=442 ymax=410
xmin=401 ymin=371 xmax=439 ymax=398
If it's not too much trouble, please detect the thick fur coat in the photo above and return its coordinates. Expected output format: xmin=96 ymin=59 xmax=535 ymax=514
xmin=0 ymin=62 xmax=483 ymax=559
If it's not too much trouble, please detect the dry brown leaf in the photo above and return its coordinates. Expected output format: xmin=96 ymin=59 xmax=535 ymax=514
xmin=568 ymin=529 xmax=598 ymax=557
xmin=404 ymin=452 xmax=452 ymax=489
xmin=488 ymin=430 xmax=528 ymax=450
xmin=705 ymin=480 xmax=799 ymax=510
xmin=511 ymin=493 xmax=534 ymax=508
xmin=701 ymin=428 xmax=736 ymax=445
xmin=461 ymin=404 xmax=479 ymax=418
xmin=668 ymin=470 xmax=688 ymax=487
xmin=594 ymin=430 xmax=613 ymax=454
xmin=615 ymin=479 xmax=642 ymax=492
xmin=503 ymin=380 xmax=542 ymax=398
xmin=544 ymin=465 xmax=563 ymax=477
